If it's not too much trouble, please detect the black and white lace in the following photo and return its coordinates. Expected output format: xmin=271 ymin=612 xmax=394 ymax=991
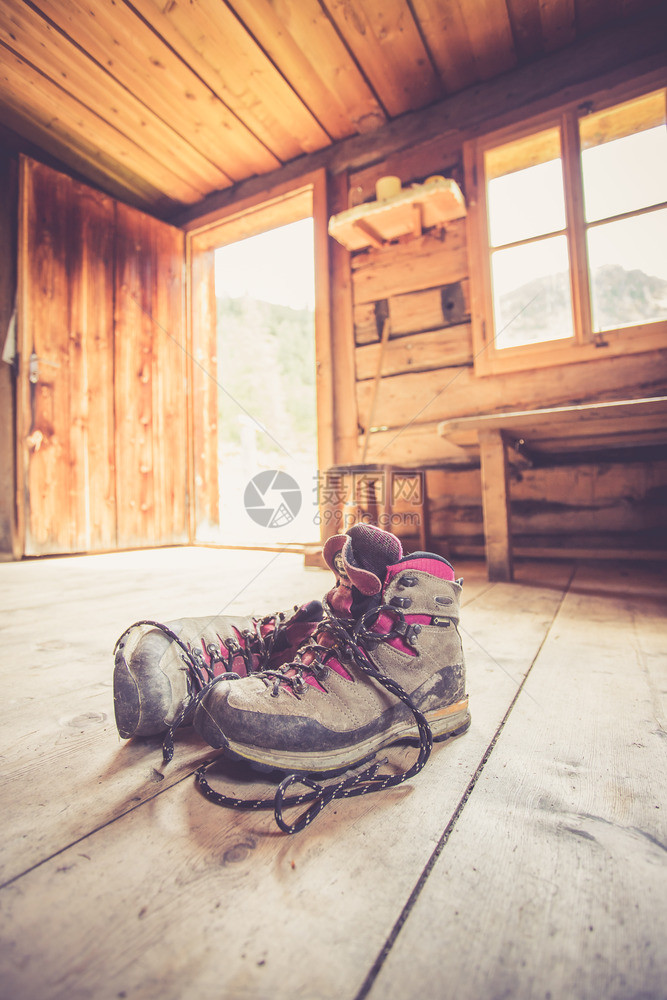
xmin=194 ymin=603 xmax=435 ymax=834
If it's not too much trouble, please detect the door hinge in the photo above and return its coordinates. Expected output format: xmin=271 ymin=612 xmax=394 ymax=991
xmin=29 ymin=351 xmax=60 ymax=384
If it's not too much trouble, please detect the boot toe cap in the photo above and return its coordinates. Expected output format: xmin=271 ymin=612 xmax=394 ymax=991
xmin=113 ymin=627 xmax=187 ymax=738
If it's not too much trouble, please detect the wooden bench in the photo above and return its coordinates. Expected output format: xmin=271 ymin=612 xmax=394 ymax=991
xmin=438 ymin=396 xmax=667 ymax=581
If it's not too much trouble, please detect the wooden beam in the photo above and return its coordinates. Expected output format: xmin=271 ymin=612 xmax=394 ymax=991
xmin=187 ymin=188 xmax=313 ymax=252
xmin=32 ymin=0 xmax=281 ymax=182
xmin=170 ymin=8 xmax=667 ymax=227
xmin=230 ymin=0 xmax=387 ymax=139
xmin=437 ymin=397 xmax=667 ymax=446
xmin=0 ymin=2 xmax=232 ymax=197
xmin=354 ymin=282 xmax=471 ymax=343
xmin=312 ymin=168 xmax=336 ymax=474
xmin=328 ymin=171 xmax=359 ymax=466
xmin=181 ymin=171 xmax=318 ymax=237
xmin=351 ymin=218 xmax=385 ymax=249
xmin=130 ymin=0 xmax=331 ymax=160
xmin=355 ymin=324 xmax=473 ymax=380
xmin=479 ymin=429 xmax=513 ymax=582
xmin=410 ymin=0 xmax=478 ymax=93
xmin=0 ymin=149 xmax=17 ymax=557
xmin=0 ymin=106 xmax=164 ymax=215
xmin=0 ymin=48 xmax=183 ymax=216
xmin=349 ymin=135 xmax=462 ymax=205
xmin=352 ymin=220 xmax=468 ymax=305
xmin=323 ymin=0 xmax=441 ymax=117
xmin=356 ymin=350 xmax=667 ymax=451
xmin=189 ymin=245 xmax=220 ymax=539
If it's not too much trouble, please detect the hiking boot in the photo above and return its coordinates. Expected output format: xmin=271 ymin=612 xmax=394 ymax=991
xmin=193 ymin=524 xmax=469 ymax=775
xmin=113 ymin=601 xmax=323 ymax=740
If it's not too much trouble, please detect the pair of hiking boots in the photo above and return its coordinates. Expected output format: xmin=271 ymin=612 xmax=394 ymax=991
xmin=113 ymin=524 xmax=470 ymax=832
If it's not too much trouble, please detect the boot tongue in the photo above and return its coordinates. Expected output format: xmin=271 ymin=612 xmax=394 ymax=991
xmin=322 ymin=533 xmax=347 ymax=577
xmin=343 ymin=523 xmax=403 ymax=595
xmin=322 ymin=524 xmax=403 ymax=615
xmin=321 ymin=533 xmax=353 ymax=615
xmin=290 ymin=525 xmax=405 ymax=689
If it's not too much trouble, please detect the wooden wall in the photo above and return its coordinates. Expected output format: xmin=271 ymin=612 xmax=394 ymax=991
xmin=1 ymin=29 xmax=665 ymax=561
xmin=167 ymin=13 xmax=666 ymax=560
xmin=344 ymin=131 xmax=667 ymax=558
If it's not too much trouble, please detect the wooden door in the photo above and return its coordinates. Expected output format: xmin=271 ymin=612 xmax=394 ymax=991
xmin=18 ymin=158 xmax=188 ymax=555
xmin=18 ymin=158 xmax=116 ymax=555
xmin=114 ymin=202 xmax=188 ymax=549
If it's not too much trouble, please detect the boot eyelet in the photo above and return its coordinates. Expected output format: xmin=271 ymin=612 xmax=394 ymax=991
xmin=390 ymin=596 xmax=412 ymax=608
xmin=398 ymin=575 xmax=418 ymax=587
xmin=406 ymin=623 xmax=422 ymax=647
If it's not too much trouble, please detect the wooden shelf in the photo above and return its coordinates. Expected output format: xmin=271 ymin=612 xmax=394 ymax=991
xmin=437 ymin=396 xmax=667 ymax=456
xmin=328 ymin=177 xmax=466 ymax=252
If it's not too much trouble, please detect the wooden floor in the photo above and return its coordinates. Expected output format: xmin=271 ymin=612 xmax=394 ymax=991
xmin=1 ymin=546 xmax=665 ymax=1000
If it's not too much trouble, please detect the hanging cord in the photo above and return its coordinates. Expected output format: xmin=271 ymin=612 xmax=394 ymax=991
xmin=194 ymin=604 xmax=435 ymax=834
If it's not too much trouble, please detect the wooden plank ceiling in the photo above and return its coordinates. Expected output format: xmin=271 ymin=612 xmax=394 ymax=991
xmin=0 ymin=0 xmax=659 ymax=219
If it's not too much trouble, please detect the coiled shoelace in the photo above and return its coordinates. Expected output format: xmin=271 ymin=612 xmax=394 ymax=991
xmin=114 ymin=610 xmax=295 ymax=763
xmin=194 ymin=603 xmax=434 ymax=835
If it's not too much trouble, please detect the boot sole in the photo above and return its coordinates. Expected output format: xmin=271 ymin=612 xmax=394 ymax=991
xmin=113 ymin=654 xmax=145 ymax=739
xmin=198 ymin=698 xmax=470 ymax=776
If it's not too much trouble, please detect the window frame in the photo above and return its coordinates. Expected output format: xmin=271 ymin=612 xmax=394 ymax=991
xmin=465 ymin=80 xmax=667 ymax=377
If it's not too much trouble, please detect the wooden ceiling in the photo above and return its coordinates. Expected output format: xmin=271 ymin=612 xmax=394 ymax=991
xmin=0 ymin=0 xmax=661 ymax=219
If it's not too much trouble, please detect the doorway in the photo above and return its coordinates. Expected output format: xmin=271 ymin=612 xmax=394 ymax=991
xmin=187 ymin=170 xmax=333 ymax=549
xmin=215 ymin=218 xmax=319 ymax=546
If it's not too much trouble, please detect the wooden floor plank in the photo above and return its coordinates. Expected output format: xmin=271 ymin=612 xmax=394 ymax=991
xmin=0 ymin=550 xmax=495 ymax=885
xmin=365 ymin=563 xmax=667 ymax=1000
xmin=0 ymin=548 xmax=331 ymax=884
xmin=0 ymin=553 xmax=566 ymax=998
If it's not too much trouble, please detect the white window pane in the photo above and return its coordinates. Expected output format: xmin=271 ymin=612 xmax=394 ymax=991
xmin=587 ymin=209 xmax=667 ymax=332
xmin=581 ymin=127 xmax=667 ymax=223
xmin=487 ymin=158 xmax=566 ymax=246
xmin=491 ymin=236 xmax=574 ymax=349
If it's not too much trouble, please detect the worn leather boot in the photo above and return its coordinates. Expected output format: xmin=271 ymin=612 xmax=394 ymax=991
xmin=113 ymin=601 xmax=323 ymax=739
xmin=193 ymin=524 xmax=469 ymax=775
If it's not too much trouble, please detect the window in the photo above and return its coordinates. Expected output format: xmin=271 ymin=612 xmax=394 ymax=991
xmin=466 ymin=85 xmax=667 ymax=374
xmin=580 ymin=93 xmax=667 ymax=334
